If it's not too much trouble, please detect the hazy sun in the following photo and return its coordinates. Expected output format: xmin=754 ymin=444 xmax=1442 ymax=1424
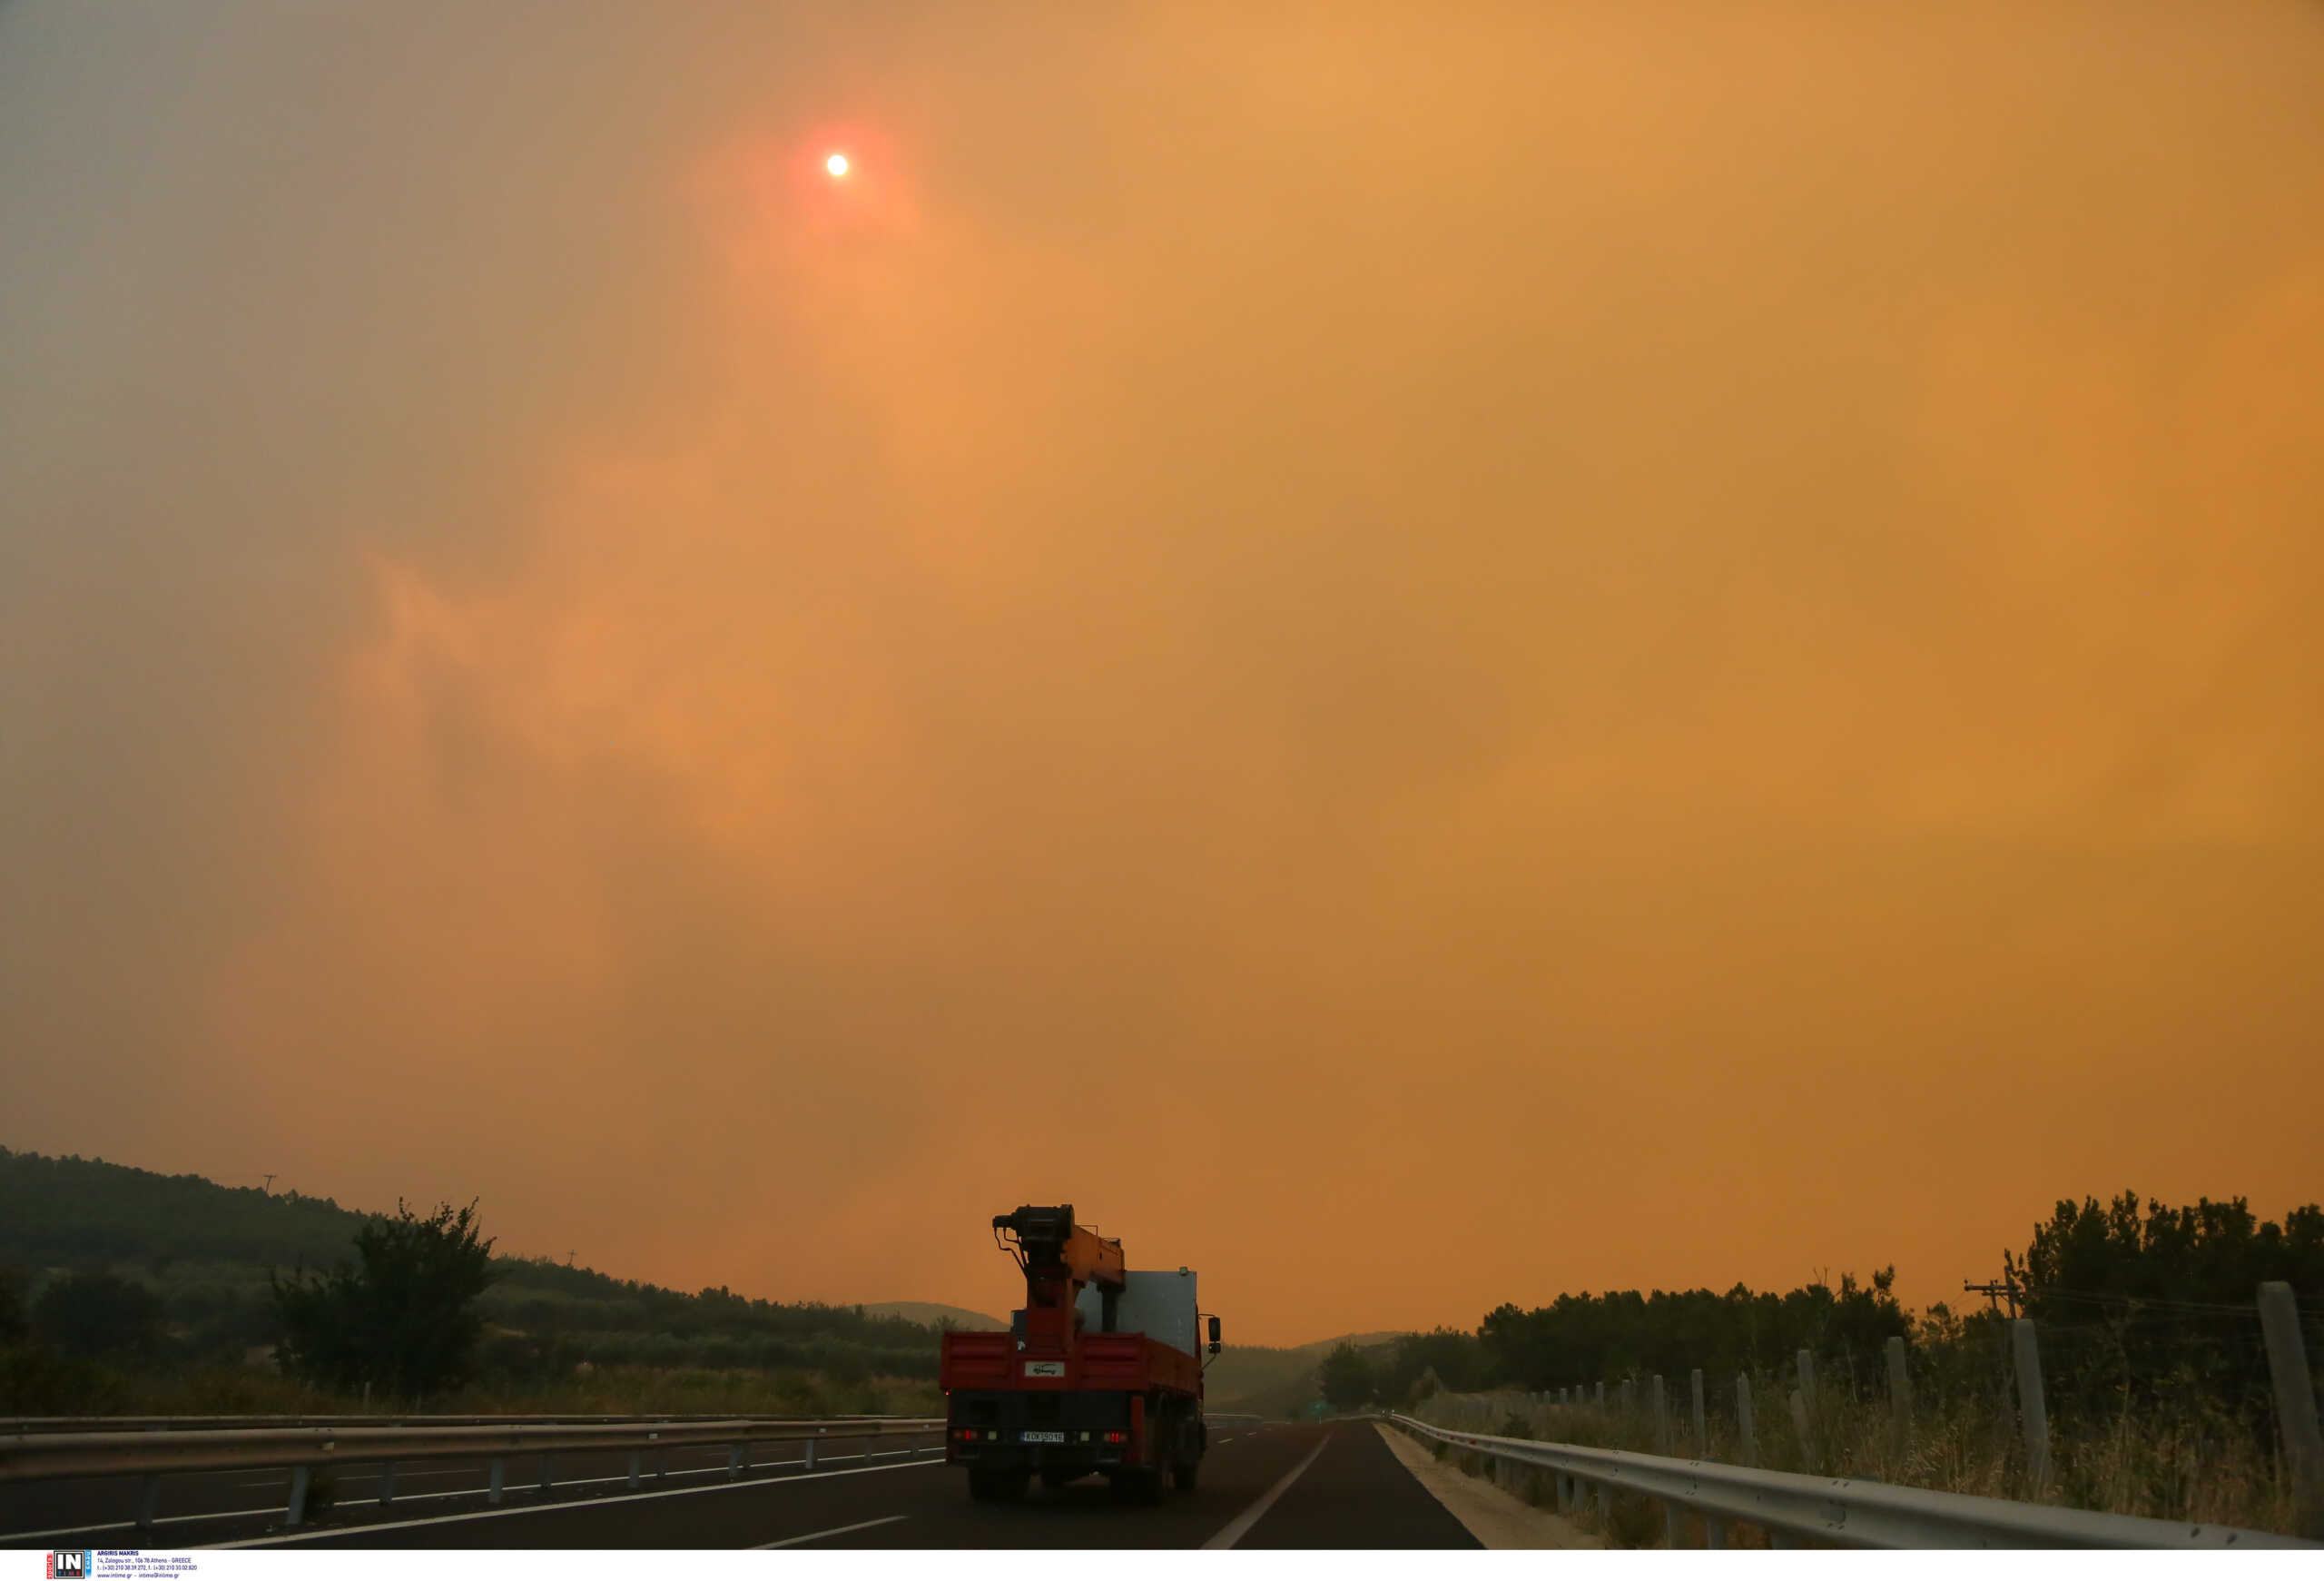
xmin=825 ymin=153 xmax=849 ymax=177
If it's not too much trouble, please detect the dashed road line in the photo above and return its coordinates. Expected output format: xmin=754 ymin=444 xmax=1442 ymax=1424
xmin=754 ymin=1515 xmax=910 ymax=1547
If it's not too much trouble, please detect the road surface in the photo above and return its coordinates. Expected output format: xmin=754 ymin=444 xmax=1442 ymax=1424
xmin=10 ymin=1422 xmax=1478 ymax=1549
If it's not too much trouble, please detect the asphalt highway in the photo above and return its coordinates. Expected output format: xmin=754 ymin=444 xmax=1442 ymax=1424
xmin=8 ymin=1423 xmax=1479 ymax=1549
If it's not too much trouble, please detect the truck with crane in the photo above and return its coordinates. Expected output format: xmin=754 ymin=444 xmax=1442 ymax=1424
xmin=940 ymin=1204 xmax=1221 ymax=1503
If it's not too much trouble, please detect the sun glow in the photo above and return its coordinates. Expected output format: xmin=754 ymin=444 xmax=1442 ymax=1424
xmin=825 ymin=153 xmax=849 ymax=177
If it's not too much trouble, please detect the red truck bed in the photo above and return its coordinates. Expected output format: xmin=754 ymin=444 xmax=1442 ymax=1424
xmin=941 ymin=1329 xmax=1201 ymax=1396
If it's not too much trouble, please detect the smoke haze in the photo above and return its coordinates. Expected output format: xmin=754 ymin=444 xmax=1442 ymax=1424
xmin=5 ymin=2 xmax=2321 ymax=1342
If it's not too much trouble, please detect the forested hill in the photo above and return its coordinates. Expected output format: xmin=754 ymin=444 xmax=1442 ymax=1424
xmin=2 ymin=1148 xmax=372 ymax=1271
xmin=0 ymin=1148 xmax=952 ymax=1378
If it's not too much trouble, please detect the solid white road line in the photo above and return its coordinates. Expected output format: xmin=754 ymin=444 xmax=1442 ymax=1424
xmin=1202 ymin=1434 xmax=1331 ymax=1550
xmin=206 ymin=1457 xmax=944 ymax=1546
xmin=753 ymin=1515 xmax=910 ymax=1547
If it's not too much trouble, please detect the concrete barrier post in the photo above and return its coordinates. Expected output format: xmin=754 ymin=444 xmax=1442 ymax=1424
xmin=379 ymin=1459 xmax=398 ymax=1507
xmin=1886 ymin=1335 xmax=1913 ymax=1454
xmin=2012 ymin=1319 xmax=2052 ymax=1497
xmin=1649 ymin=1373 xmax=1681 ymax=1545
xmin=1735 ymin=1374 xmax=1758 ymax=1465
xmin=286 ymin=1465 xmax=311 ymax=1527
xmin=626 ymin=1450 xmax=643 ymax=1489
xmin=804 ymin=1435 xmax=820 ymax=1471
xmin=487 ymin=1457 xmax=506 ymax=1506
xmin=2258 ymin=1280 xmax=2324 ymax=1539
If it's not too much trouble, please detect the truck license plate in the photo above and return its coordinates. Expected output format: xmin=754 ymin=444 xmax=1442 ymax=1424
xmin=1021 ymin=1430 xmax=1065 ymax=1443
xmin=1023 ymin=1360 xmax=1065 ymax=1378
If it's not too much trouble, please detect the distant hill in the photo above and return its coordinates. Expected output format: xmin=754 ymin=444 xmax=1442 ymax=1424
xmin=0 ymin=1148 xmax=946 ymax=1379
xmin=862 ymin=1301 xmax=1008 ymax=1331
xmin=1204 ymin=1329 xmax=1409 ymax=1417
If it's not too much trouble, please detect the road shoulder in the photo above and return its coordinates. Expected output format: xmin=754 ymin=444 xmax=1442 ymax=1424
xmin=1373 ymin=1423 xmax=1600 ymax=1549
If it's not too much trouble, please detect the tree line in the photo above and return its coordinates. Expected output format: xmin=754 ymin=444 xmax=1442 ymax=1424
xmin=1318 ymin=1191 xmax=2324 ymax=1437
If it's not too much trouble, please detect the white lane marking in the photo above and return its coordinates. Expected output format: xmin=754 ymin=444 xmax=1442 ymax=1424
xmin=204 ymin=1456 xmax=943 ymax=1547
xmin=753 ymin=1515 xmax=909 ymax=1548
xmin=1203 ymin=1434 xmax=1332 ymax=1549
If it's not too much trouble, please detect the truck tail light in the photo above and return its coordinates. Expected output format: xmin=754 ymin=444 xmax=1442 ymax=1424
xmin=1103 ymin=1431 xmax=1128 ymax=1444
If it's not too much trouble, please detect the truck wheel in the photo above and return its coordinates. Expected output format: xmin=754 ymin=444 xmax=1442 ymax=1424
xmin=1171 ymin=1457 xmax=1199 ymax=1492
xmin=969 ymin=1468 xmax=1029 ymax=1503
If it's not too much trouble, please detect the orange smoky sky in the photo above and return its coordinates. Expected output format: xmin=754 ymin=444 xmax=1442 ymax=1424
xmin=3 ymin=3 xmax=2320 ymax=1347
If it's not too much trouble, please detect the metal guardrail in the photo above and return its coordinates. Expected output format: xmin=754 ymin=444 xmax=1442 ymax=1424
xmin=2 ymin=1415 xmax=946 ymax=1533
xmin=0 ymin=1412 xmax=918 ymax=1435
xmin=1388 ymin=1413 xmax=2318 ymax=1549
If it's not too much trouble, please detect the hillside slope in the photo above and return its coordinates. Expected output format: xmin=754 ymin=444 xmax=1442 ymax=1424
xmin=0 ymin=1148 xmax=946 ymax=1378
xmin=1203 ymin=1329 xmax=1408 ymax=1416
xmin=861 ymin=1301 xmax=1008 ymax=1331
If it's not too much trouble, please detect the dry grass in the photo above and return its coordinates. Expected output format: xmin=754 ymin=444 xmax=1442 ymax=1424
xmin=1412 ymin=1380 xmax=2300 ymax=1545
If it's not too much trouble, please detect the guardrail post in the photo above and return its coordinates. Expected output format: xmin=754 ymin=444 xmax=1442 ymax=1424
xmin=727 ymin=1443 xmax=744 ymax=1480
xmin=488 ymin=1457 xmax=506 ymax=1506
xmin=2257 ymin=1280 xmax=2324 ymax=1539
xmin=286 ymin=1465 xmax=311 ymax=1527
xmin=135 ymin=1473 xmax=162 ymax=1530
xmin=1886 ymin=1335 xmax=1913 ymax=1455
xmin=1788 ymin=1389 xmax=1810 ymax=1465
xmin=538 ymin=1454 xmax=553 ymax=1497
xmin=625 ymin=1449 xmax=642 ymax=1489
xmin=1736 ymin=1374 xmax=1757 ymax=1465
xmin=379 ymin=1459 xmax=398 ymax=1507
xmin=1690 ymin=1369 xmax=1707 ymax=1457
xmin=804 ymin=1434 xmax=820 ymax=1471
xmin=1704 ymin=1516 xmax=1728 ymax=1548
xmin=2012 ymin=1319 xmax=2052 ymax=1497
xmin=1595 ymin=1380 xmax=1606 ymax=1407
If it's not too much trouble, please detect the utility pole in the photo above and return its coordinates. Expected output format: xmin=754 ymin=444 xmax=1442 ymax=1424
xmin=261 ymin=1173 xmax=277 ymax=1195
xmin=1964 ymin=1272 xmax=2022 ymax=1319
